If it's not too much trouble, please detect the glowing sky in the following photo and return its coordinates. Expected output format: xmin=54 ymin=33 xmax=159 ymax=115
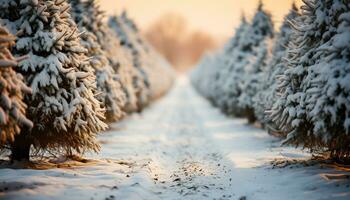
xmin=98 ymin=0 xmax=302 ymax=38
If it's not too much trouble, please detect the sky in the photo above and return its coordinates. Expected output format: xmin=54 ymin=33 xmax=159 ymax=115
xmin=98 ymin=0 xmax=302 ymax=38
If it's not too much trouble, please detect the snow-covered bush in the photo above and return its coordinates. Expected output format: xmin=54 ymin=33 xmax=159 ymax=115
xmin=270 ymin=0 xmax=350 ymax=161
xmin=1 ymin=0 xmax=107 ymax=160
xmin=70 ymin=0 xmax=126 ymax=122
xmin=0 ymin=26 xmax=32 ymax=146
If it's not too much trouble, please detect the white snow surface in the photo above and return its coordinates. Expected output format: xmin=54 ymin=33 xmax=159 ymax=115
xmin=0 ymin=76 xmax=349 ymax=200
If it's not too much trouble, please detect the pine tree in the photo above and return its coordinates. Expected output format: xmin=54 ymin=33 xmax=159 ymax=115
xmin=237 ymin=1 xmax=274 ymax=123
xmin=119 ymin=12 xmax=157 ymax=99
xmin=190 ymin=49 xmax=225 ymax=104
xmin=255 ymin=3 xmax=299 ymax=129
xmin=69 ymin=0 xmax=126 ymax=122
xmin=119 ymin=12 xmax=175 ymax=101
xmin=192 ymin=14 xmax=252 ymax=116
xmin=210 ymin=13 xmax=244 ymax=109
xmin=0 ymin=26 xmax=32 ymax=146
xmin=120 ymin=11 xmax=139 ymax=34
xmin=224 ymin=14 xmax=248 ymax=54
xmin=207 ymin=50 xmax=230 ymax=107
xmin=305 ymin=2 xmax=350 ymax=160
xmin=241 ymin=38 xmax=273 ymax=123
xmin=192 ymin=14 xmax=250 ymax=111
xmin=217 ymin=15 xmax=251 ymax=115
xmin=206 ymin=52 xmax=226 ymax=103
xmin=114 ymin=43 xmax=140 ymax=113
xmin=120 ymin=11 xmax=148 ymax=52
xmin=106 ymin=17 xmax=139 ymax=113
xmin=147 ymin=51 xmax=175 ymax=99
xmin=109 ymin=15 xmax=150 ymax=111
xmin=1 ymin=0 xmax=107 ymax=161
xmin=270 ymin=0 xmax=350 ymax=161
xmin=190 ymin=54 xmax=208 ymax=96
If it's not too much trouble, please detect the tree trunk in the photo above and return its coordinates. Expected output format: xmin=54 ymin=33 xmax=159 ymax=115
xmin=246 ymin=108 xmax=256 ymax=124
xmin=10 ymin=131 xmax=31 ymax=162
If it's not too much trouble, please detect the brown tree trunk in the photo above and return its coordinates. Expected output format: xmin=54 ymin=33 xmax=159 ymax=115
xmin=246 ymin=108 xmax=256 ymax=124
xmin=10 ymin=131 xmax=31 ymax=162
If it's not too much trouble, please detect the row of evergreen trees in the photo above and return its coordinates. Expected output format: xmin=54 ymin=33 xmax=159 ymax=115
xmin=0 ymin=0 xmax=174 ymax=162
xmin=191 ymin=0 xmax=350 ymax=162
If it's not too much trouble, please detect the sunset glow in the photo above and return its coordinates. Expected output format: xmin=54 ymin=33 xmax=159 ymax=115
xmin=99 ymin=0 xmax=302 ymax=38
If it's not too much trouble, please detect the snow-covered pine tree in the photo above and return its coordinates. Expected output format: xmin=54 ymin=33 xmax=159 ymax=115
xmin=191 ymin=47 xmax=226 ymax=104
xmin=119 ymin=11 xmax=175 ymax=101
xmin=255 ymin=3 xmax=299 ymax=129
xmin=223 ymin=14 xmax=248 ymax=55
xmin=270 ymin=0 xmax=350 ymax=161
xmin=205 ymin=52 xmax=226 ymax=104
xmin=192 ymin=15 xmax=249 ymax=112
xmin=269 ymin=1 xmax=321 ymax=139
xmin=120 ymin=11 xmax=146 ymax=52
xmin=202 ymin=55 xmax=224 ymax=106
xmin=220 ymin=51 xmax=250 ymax=117
xmin=78 ymin=11 xmax=138 ymax=114
xmin=109 ymin=15 xmax=150 ymax=112
xmin=304 ymin=2 xmax=350 ymax=160
xmin=0 ymin=26 xmax=32 ymax=146
xmin=69 ymin=0 xmax=126 ymax=122
xmin=241 ymin=38 xmax=273 ymax=123
xmin=237 ymin=1 xmax=274 ymax=123
xmin=119 ymin=12 xmax=155 ymax=95
xmin=190 ymin=53 xmax=217 ymax=99
xmin=120 ymin=11 xmax=139 ymax=34
xmin=118 ymin=12 xmax=153 ymax=93
xmin=113 ymin=43 xmax=140 ymax=113
xmin=1 ymin=0 xmax=107 ymax=161
xmin=217 ymin=15 xmax=250 ymax=115
xmin=106 ymin=17 xmax=139 ymax=113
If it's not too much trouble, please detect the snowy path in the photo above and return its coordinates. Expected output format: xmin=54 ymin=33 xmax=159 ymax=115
xmin=1 ymin=76 xmax=349 ymax=200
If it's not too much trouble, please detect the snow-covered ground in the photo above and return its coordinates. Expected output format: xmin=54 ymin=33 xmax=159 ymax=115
xmin=1 ymin=76 xmax=349 ymax=200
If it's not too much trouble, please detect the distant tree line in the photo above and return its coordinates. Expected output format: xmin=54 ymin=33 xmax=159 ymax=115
xmin=145 ymin=13 xmax=218 ymax=72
